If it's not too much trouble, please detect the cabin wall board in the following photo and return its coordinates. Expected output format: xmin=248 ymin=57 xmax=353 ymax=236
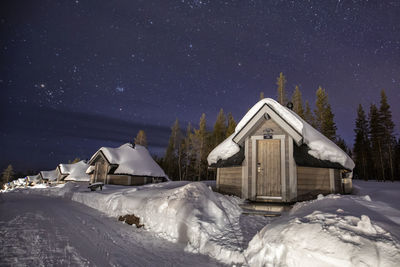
xmin=217 ymin=166 xmax=242 ymax=197
xmin=297 ymin=166 xmax=331 ymax=201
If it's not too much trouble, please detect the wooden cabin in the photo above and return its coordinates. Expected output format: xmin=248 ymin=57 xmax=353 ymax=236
xmin=39 ymin=169 xmax=59 ymax=184
xmin=87 ymin=143 xmax=167 ymax=186
xmin=27 ymin=174 xmax=42 ymax=186
xmin=208 ymin=98 xmax=354 ymax=203
xmin=58 ymin=161 xmax=90 ymax=184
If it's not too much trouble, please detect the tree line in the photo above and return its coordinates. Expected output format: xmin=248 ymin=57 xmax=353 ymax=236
xmin=2 ymin=72 xmax=398 ymax=185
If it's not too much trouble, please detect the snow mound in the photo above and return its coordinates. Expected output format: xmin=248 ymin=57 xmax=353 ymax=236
xmin=59 ymin=161 xmax=90 ymax=182
xmin=208 ymin=98 xmax=354 ymax=170
xmin=73 ymin=182 xmax=245 ymax=264
xmin=245 ymin=210 xmax=400 ymax=267
xmin=89 ymin=143 xmax=166 ymax=177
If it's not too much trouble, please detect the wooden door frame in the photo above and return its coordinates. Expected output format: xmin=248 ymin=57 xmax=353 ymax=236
xmin=251 ymin=135 xmax=286 ymax=201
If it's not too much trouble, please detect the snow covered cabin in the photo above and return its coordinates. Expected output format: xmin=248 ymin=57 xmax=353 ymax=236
xmin=86 ymin=143 xmax=167 ymax=186
xmin=208 ymin=98 xmax=354 ymax=202
xmin=27 ymin=174 xmax=42 ymax=186
xmin=57 ymin=161 xmax=91 ymax=184
xmin=39 ymin=169 xmax=59 ymax=184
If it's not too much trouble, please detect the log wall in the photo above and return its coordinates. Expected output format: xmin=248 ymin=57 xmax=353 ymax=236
xmin=297 ymin=166 xmax=331 ymax=201
xmin=217 ymin=166 xmax=242 ymax=197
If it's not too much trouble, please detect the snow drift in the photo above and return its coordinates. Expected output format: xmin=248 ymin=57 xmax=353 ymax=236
xmin=72 ymin=182 xmax=245 ymax=263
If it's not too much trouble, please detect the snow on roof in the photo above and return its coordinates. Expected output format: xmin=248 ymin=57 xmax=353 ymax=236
xmin=27 ymin=174 xmax=41 ymax=182
xmin=208 ymin=98 xmax=355 ymax=170
xmin=59 ymin=161 xmax=91 ymax=182
xmin=40 ymin=169 xmax=58 ymax=181
xmin=89 ymin=143 xmax=166 ymax=177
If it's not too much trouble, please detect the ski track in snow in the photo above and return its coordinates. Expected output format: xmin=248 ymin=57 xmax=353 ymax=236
xmin=0 ymin=193 xmax=224 ymax=266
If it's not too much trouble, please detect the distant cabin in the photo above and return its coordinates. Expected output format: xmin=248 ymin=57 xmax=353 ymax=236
xmin=208 ymin=98 xmax=354 ymax=203
xmin=39 ymin=169 xmax=59 ymax=184
xmin=57 ymin=161 xmax=90 ymax=184
xmin=27 ymin=174 xmax=42 ymax=186
xmin=87 ymin=143 xmax=167 ymax=186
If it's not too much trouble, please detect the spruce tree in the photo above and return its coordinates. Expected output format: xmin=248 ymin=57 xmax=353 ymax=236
xmin=321 ymin=104 xmax=337 ymax=141
xmin=379 ymin=90 xmax=396 ymax=181
xmin=291 ymin=85 xmax=304 ymax=118
xmin=2 ymin=164 xmax=14 ymax=184
xmin=212 ymin=108 xmax=227 ymax=147
xmin=314 ymin=86 xmax=328 ymax=131
xmin=182 ymin=123 xmax=194 ymax=180
xmin=369 ymin=104 xmax=385 ymax=181
xmin=304 ymin=100 xmax=315 ymax=127
xmin=276 ymin=72 xmax=287 ymax=105
xmin=395 ymin=138 xmax=400 ymax=180
xmin=192 ymin=114 xmax=208 ymax=181
xmin=164 ymin=119 xmax=182 ymax=180
xmin=134 ymin=130 xmax=147 ymax=147
xmin=353 ymin=104 xmax=371 ymax=180
xmin=226 ymin=112 xmax=237 ymax=137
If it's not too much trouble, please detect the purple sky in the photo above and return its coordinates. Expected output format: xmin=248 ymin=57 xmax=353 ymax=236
xmin=1 ymin=0 xmax=399 ymax=172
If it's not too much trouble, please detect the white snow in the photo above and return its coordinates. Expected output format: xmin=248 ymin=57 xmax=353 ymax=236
xmin=40 ymin=169 xmax=58 ymax=181
xmin=88 ymin=143 xmax=166 ymax=177
xmin=5 ymin=180 xmax=400 ymax=266
xmin=59 ymin=160 xmax=90 ymax=182
xmin=207 ymin=98 xmax=355 ymax=170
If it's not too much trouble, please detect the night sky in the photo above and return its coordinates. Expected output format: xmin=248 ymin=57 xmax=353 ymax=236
xmin=1 ymin=0 xmax=399 ymax=172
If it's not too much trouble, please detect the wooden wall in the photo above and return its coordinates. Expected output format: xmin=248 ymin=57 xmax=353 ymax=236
xmin=297 ymin=166 xmax=331 ymax=201
xmin=107 ymin=175 xmax=153 ymax=186
xmin=217 ymin=166 xmax=242 ymax=197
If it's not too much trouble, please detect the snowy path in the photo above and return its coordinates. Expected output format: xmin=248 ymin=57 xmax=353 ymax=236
xmin=0 ymin=193 xmax=223 ymax=266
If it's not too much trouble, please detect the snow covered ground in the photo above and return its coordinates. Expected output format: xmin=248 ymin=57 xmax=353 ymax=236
xmin=1 ymin=180 xmax=400 ymax=266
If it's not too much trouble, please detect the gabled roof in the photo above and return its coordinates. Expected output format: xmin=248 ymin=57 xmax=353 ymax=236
xmin=27 ymin=174 xmax=41 ymax=182
xmin=59 ymin=161 xmax=90 ymax=182
xmin=208 ymin=98 xmax=355 ymax=171
xmin=40 ymin=169 xmax=58 ymax=181
xmin=88 ymin=143 xmax=166 ymax=177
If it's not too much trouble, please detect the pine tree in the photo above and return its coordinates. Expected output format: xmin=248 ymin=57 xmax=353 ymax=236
xmin=182 ymin=123 xmax=194 ymax=180
xmin=314 ymin=86 xmax=328 ymax=131
xmin=164 ymin=119 xmax=182 ymax=180
xmin=226 ymin=112 xmax=237 ymax=137
xmin=2 ymin=164 xmax=14 ymax=184
xmin=369 ymin=104 xmax=385 ymax=181
xmin=395 ymin=138 xmax=400 ymax=180
xmin=353 ymin=104 xmax=371 ymax=180
xmin=276 ymin=72 xmax=287 ymax=105
xmin=321 ymin=104 xmax=337 ymax=141
xmin=212 ymin=108 xmax=227 ymax=147
xmin=291 ymin=85 xmax=304 ymax=118
xmin=259 ymin=91 xmax=265 ymax=100
xmin=192 ymin=114 xmax=208 ymax=181
xmin=379 ymin=89 xmax=396 ymax=181
xmin=134 ymin=130 xmax=147 ymax=147
xmin=304 ymin=100 xmax=315 ymax=126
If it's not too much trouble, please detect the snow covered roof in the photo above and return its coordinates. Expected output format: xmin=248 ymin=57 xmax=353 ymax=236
xmin=59 ymin=161 xmax=91 ymax=182
xmin=27 ymin=174 xmax=41 ymax=182
xmin=208 ymin=98 xmax=355 ymax=170
xmin=40 ymin=169 xmax=58 ymax=181
xmin=88 ymin=143 xmax=166 ymax=177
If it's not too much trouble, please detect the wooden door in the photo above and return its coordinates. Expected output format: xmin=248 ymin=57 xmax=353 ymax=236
xmin=256 ymin=139 xmax=281 ymax=197
xmin=95 ymin=161 xmax=108 ymax=184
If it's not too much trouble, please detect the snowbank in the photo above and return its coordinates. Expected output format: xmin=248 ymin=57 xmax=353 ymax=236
xmin=59 ymin=161 xmax=90 ymax=182
xmin=72 ymin=182 xmax=244 ymax=263
xmin=208 ymin=98 xmax=354 ymax=170
xmin=245 ymin=210 xmax=400 ymax=267
xmin=88 ymin=143 xmax=166 ymax=177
